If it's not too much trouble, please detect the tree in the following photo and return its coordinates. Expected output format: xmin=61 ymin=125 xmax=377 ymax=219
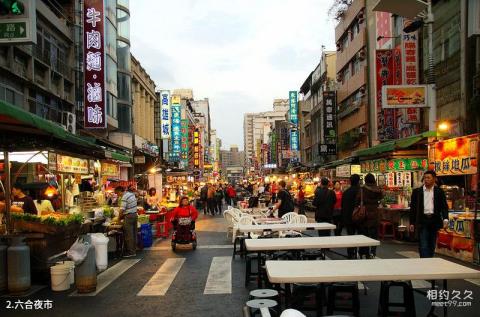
xmin=328 ymin=0 xmax=353 ymax=21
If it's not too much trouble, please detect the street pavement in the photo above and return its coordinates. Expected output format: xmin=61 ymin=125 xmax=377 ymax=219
xmin=1 ymin=209 xmax=480 ymax=317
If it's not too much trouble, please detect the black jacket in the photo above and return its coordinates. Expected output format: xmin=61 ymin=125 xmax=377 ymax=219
xmin=313 ymin=186 xmax=336 ymax=221
xmin=409 ymin=186 xmax=448 ymax=230
xmin=341 ymin=185 xmax=360 ymax=225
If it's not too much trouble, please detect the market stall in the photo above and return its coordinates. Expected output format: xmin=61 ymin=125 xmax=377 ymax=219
xmin=428 ymin=134 xmax=479 ymax=263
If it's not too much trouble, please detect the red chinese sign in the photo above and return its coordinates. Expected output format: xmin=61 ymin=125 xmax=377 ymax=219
xmin=83 ymin=0 xmax=106 ymax=128
xmin=376 ymin=49 xmax=398 ymax=140
xmin=401 ymin=18 xmax=420 ymax=128
xmin=376 ymin=12 xmax=392 ymax=49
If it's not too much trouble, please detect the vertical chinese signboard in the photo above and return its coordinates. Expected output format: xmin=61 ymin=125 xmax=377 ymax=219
xmin=323 ymin=91 xmax=336 ymax=140
xmin=193 ymin=129 xmax=200 ymax=169
xmin=376 ymin=49 xmax=395 ymax=140
xmin=428 ymin=135 xmax=479 ymax=176
xmin=83 ymin=0 xmax=106 ymax=128
xmin=290 ymin=130 xmax=299 ymax=151
xmin=180 ymin=119 xmax=189 ymax=165
xmin=170 ymin=96 xmax=181 ymax=160
xmin=289 ymin=91 xmax=298 ymax=125
xmin=401 ymin=18 xmax=420 ymax=132
xmin=160 ymin=90 xmax=171 ymax=139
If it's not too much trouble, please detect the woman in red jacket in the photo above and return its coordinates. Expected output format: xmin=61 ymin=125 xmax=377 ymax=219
xmin=171 ymin=196 xmax=199 ymax=229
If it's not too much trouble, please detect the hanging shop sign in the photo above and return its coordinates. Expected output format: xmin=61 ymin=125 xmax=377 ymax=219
xmin=134 ymin=156 xmax=145 ymax=164
xmin=319 ymin=144 xmax=336 ymax=156
xmin=193 ymin=128 xmax=200 ymax=169
xmin=336 ymin=164 xmax=362 ymax=178
xmin=382 ymin=85 xmax=427 ymax=108
xmin=428 ymin=135 xmax=479 ymax=176
xmin=160 ymin=90 xmax=171 ymax=139
xmin=290 ymin=130 xmax=299 ymax=151
xmin=289 ymin=91 xmax=298 ymax=125
xmin=101 ymin=162 xmax=120 ymax=177
xmin=170 ymin=99 xmax=181 ymax=160
xmin=166 ymin=172 xmax=188 ymax=184
xmin=83 ymin=0 xmax=106 ymax=129
xmin=141 ymin=142 xmax=159 ymax=157
xmin=49 ymin=153 xmax=89 ymax=174
xmin=180 ymin=119 xmax=189 ymax=163
xmin=361 ymin=158 xmax=428 ymax=173
xmin=323 ymin=91 xmax=336 ymax=139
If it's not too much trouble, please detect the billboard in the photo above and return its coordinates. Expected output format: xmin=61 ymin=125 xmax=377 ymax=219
xmin=290 ymin=130 xmax=299 ymax=151
xmin=83 ymin=0 xmax=106 ymax=128
xmin=160 ymin=90 xmax=171 ymax=139
xmin=429 ymin=135 xmax=479 ymax=176
xmin=180 ymin=119 xmax=189 ymax=164
xmin=382 ymin=85 xmax=427 ymax=108
xmin=193 ymin=129 xmax=200 ymax=169
xmin=170 ymin=101 xmax=181 ymax=160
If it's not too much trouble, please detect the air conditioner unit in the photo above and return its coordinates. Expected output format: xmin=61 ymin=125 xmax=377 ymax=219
xmin=358 ymin=49 xmax=366 ymax=61
xmin=357 ymin=9 xmax=365 ymax=24
xmin=358 ymin=126 xmax=367 ymax=135
xmin=61 ymin=111 xmax=76 ymax=134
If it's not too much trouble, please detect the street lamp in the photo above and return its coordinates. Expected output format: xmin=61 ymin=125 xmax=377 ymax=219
xmin=437 ymin=121 xmax=450 ymax=133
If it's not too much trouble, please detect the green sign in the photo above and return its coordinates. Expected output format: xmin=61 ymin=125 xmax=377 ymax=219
xmin=0 ymin=21 xmax=26 ymax=39
xmin=180 ymin=119 xmax=189 ymax=165
xmin=361 ymin=158 xmax=428 ymax=173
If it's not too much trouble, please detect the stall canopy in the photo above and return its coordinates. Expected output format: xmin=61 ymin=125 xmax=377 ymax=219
xmin=353 ymin=131 xmax=443 ymax=157
xmin=0 ymin=100 xmax=106 ymax=157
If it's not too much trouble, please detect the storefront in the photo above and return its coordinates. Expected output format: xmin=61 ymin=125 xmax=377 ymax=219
xmin=428 ymin=134 xmax=479 ymax=263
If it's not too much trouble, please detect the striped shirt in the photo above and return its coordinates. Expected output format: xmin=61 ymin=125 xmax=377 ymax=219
xmin=121 ymin=191 xmax=137 ymax=215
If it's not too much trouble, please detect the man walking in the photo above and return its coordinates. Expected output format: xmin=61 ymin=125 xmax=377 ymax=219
xmin=116 ymin=186 xmax=138 ymax=257
xmin=313 ymin=178 xmax=336 ymax=236
xmin=409 ymin=170 xmax=449 ymax=258
xmin=200 ymin=184 xmax=208 ymax=215
xmin=271 ymin=180 xmax=294 ymax=218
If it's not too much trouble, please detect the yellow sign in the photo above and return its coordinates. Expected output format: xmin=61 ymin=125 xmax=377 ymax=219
xmin=171 ymin=95 xmax=181 ymax=104
xmin=382 ymin=85 xmax=427 ymax=108
xmin=56 ymin=154 xmax=89 ymax=174
xmin=101 ymin=162 xmax=120 ymax=177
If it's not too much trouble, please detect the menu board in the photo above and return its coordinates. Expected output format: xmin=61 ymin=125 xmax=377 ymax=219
xmin=48 ymin=153 xmax=89 ymax=174
xmin=101 ymin=162 xmax=120 ymax=177
xmin=429 ymin=135 xmax=479 ymax=176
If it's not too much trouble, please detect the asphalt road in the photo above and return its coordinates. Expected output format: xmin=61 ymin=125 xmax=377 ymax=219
xmin=1 ymin=210 xmax=479 ymax=317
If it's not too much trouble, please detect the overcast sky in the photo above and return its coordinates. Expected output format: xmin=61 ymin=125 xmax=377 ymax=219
xmin=130 ymin=0 xmax=335 ymax=149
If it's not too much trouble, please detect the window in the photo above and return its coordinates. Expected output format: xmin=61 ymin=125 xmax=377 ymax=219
xmin=342 ymin=35 xmax=349 ymax=49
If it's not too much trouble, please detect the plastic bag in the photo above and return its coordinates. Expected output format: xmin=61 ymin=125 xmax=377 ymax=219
xmin=66 ymin=237 xmax=90 ymax=265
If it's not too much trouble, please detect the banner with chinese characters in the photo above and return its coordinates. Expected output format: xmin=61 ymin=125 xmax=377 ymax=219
xmin=382 ymin=85 xmax=427 ymax=108
xmin=83 ymin=0 xmax=106 ymax=128
xmin=361 ymin=158 xmax=428 ymax=173
xmin=290 ymin=130 xmax=299 ymax=151
xmin=319 ymin=144 xmax=336 ymax=156
xmin=166 ymin=172 xmax=188 ymax=184
xmin=180 ymin=119 xmax=189 ymax=164
xmin=160 ymin=90 xmax=171 ymax=139
xmin=323 ymin=91 xmax=336 ymax=139
xmin=429 ymin=135 xmax=479 ymax=176
xmin=289 ymin=91 xmax=298 ymax=125
xmin=170 ymin=101 xmax=181 ymax=160
xmin=193 ymin=128 xmax=200 ymax=169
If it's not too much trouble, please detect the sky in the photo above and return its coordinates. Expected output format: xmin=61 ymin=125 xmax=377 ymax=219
xmin=129 ymin=0 xmax=336 ymax=149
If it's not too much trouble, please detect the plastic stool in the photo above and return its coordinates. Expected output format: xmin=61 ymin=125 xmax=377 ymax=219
xmin=326 ymin=283 xmax=359 ymax=316
xmin=378 ymin=281 xmax=416 ymax=317
xmin=155 ymin=221 xmax=169 ymax=238
xmin=250 ymin=289 xmax=279 ymax=300
xmin=378 ymin=221 xmax=395 ymax=239
xmin=246 ymin=299 xmax=278 ymax=317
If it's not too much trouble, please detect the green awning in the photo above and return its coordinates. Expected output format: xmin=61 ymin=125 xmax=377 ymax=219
xmin=0 ymin=100 xmax=99 ymax=151
xmin=111 ymin=151 xmax=131 ymax=163
xmin=354 ymin=131 xmax=441 ymax=158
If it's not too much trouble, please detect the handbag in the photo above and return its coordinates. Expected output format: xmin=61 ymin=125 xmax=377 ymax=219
xmin=352 ymin=188 xmax=366 ymax=224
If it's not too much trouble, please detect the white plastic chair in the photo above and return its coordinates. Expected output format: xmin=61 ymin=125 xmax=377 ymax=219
xmin=237 ymin=215 xmax=260 ymax=239
xmin=224 ymin=210 xmax=239 ymax=241
xmin=290 ymin=214 xmax=308 ymax=224
xmin=280 ymin=309 xmax=306 ymax=317
xmin=281 ymin=212 xmax=298 ymax=224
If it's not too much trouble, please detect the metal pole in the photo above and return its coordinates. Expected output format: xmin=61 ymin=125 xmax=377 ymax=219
xmin=426 ymin=1 xmax=437 ymax=131
xmin=4 ymin=151 xmax=11 ymax=234
xmin=61 ymin=174 xmax=66 ymax=213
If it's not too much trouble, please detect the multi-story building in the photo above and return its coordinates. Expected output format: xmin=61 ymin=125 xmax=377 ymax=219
xmin=131 ymin=54 xmax=158 ymax=174
xmin=192 ymin=98 xmax=211 ymax=151
xmin=0 ymin=1 xmax=76 ymax=130
xmin=220 ymin=145 xmax=245 ymax=177
xmin=335 ymin=0 xmax=369 ymax=159
xmin=299 ymin=51 xmax=337 ymax=166
xmin=243 ymin=99 xmax=289 ymax=170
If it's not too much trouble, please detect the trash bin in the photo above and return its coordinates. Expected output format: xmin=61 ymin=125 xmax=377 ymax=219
xmin=90 ymin=233 xmax=109 ymax=271
xmin=141 ymin=224 xmax=153 ymax=248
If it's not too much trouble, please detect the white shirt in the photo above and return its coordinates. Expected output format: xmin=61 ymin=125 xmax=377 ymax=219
xmin=423 ymin=185 xmax=434 ymax=215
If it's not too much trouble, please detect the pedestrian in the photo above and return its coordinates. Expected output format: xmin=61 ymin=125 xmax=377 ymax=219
xmin=270 ymin=181 xmax=278 ymax=203
xmin=224 ymin=185 xmax=231 ymax=206
xmin=296 ymin=185 xmax=306 ymax=215
xmin=341 ymin=174 xmax=361 ymax=258
xmin=356 ymin=173 xmax=384 ymax=259
xmin=116 ymin=186 xmax=138 ymax=257
xmin=215 ymin=185 xmax=224 ymax=215
xmin=207 ymin=184 xmax=216 ymax=215
xmin=409 ymin=170 xmax=449 ymax=258
xmin=200 ymin=184 xmax=208 ymax=215
xmin=313 ymin=178 xmax=336 ymax=236
xmin=227 ymin=184 xmax=237 ymax=206
xmin=332 ymin=181 xmax=343 ymax=236
xmin=271 ymin=180 xmax=294 ymax=217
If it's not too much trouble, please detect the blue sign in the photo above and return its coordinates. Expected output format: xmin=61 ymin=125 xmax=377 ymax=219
xmin=289 ymin=91 xmax=298 ymax=125
xmin=290 ymin=130 xmax=299 ymax=151
xmin=171 ymin=104 xmax=182 ymax=158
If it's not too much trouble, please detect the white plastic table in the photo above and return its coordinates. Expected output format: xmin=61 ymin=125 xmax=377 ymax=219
xmin=266 ymin=258 xmax=480 ymax=316
xmin=236 ymin=222 xmax=336 ymax=234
